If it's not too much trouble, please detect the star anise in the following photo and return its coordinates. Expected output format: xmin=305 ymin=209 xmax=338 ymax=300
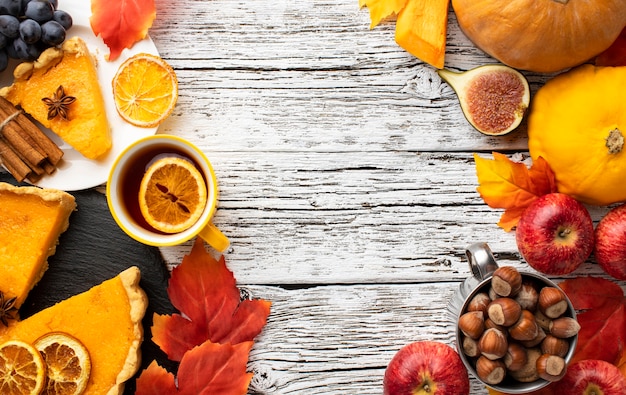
xmin=0 ymin=291 xmax=17 ymax=327
xmin=42 ymin=85 xmax=76 ymax=121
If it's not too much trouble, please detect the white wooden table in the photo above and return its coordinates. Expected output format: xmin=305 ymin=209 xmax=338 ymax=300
xmin=148 ymin=1 xmax=619 ymax=393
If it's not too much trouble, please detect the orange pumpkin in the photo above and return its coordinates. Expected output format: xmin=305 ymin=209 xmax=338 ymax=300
xmin=451 ymin=0 xmax=626 ymax=73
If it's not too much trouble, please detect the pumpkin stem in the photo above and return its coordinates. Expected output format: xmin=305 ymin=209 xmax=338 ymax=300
xmin=606 ymin=128 xmax=624 ymax=154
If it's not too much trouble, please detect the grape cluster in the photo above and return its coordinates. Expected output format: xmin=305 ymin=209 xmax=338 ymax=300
xmin=0 ymin=0 xmax=72 ymax=72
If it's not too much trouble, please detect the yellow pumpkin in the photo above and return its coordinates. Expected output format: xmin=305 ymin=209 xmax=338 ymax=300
xmin=528 ymin=65 xmax=626 ymax=206
xmin=451 ymin=0 xmax=626 ymax=73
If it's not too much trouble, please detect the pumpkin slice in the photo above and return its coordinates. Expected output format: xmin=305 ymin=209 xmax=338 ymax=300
xmin=395 ymin=0 xmax=449 ymax=69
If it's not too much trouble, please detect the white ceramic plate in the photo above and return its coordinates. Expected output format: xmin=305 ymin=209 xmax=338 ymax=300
xmin=0 ymin=0 xmax=159 ymax=191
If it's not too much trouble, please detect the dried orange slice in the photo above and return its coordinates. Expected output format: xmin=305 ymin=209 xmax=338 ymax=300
xmin=138 ymin=156 xmax=207 ymax=233
xmin=0 ymin=339 xmax=46 ymax=394
xmin=112 ymin=53 xmax=178 ymax=128
xmin=34 ymin=332 xmax=91 ymax=395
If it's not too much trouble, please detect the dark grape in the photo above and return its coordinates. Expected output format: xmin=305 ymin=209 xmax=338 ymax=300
xmin=24 ymin=0 xmax=53 ymax=23
xmin=0 ymin=48 xmax=7 ymax=71
xmin=40 ymin=19 xmax=63 ymax=45
xmin=19 ymin=18 xmax=40 ymax=44
xmin=52 ymin=9 xmax=71 ymax=30
xmin=0 ymin=0 xmax=21 ymax=17
xmin=12 ymin=36 xmax=41 ymax=60
xmin=0 ymin=14 xmax=19 ymax=38
xmin=0 ymin=32 xmax=8 ymax=49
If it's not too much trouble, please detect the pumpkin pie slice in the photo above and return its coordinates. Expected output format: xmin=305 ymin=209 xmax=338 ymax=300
xmin=0 ymin=266 xmax=147 ymax=395
xmin=0 ymin=36 xmax=111 ymax=160
xmin=0 ymin=182 xmax=75 ymax=309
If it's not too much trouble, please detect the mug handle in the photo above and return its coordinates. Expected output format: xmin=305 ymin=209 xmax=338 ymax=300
xmin=198 ymin=222 xmax=230 ymax=252
xmin=465 ymin=242 xmax=499 ymax=281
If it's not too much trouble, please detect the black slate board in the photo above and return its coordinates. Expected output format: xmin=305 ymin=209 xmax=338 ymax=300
xmin=1 ymin=173 xmax=178 ymax=394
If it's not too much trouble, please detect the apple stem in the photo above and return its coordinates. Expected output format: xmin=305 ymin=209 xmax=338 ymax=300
xmin=558 ymin=228 xmax=571 ymax=239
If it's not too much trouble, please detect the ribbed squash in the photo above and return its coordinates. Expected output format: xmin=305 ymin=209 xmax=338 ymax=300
xmin=528 ymin=65 xmax=626 ymax=206
xmin=452 ymin=0 xmax=626 ymax=73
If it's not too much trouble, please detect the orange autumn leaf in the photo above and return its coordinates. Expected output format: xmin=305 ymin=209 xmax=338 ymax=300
xmin=135 ymin=342 xmax=254 ymax=395
xmin=152 ymin=238 xmax=271 ymax=361
xmin=474 ymin=153 xmax=557 ymax=231
xmin=90 ymin=0 xmax=156 ymax=61
xmin=135 ymin=361 xmax=177 ymax=395
xmin=559 ymin=277 xmax=626 ymax=365
xmin=596 ymin=27 xmax=626 ymax=66
xmin=359 ymin=0 xmax=409 ymax=28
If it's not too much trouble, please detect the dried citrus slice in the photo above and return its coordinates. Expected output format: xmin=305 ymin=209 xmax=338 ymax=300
xmin=34 ymin=332 xmax=91 ymax=395
xmin=112 ymin=53 xmax=178 ymax=128
xmin=0 ymin=339 xmax=46 ymax=395
xmin=138 ymin=156 xmax=207 ymax=233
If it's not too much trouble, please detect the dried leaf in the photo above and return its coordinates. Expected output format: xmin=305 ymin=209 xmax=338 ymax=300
xmin=359 ymin=0 xmax=409 ymax=28
xmin=560 ymin=277 xmax=626 ymax=365
xmin=152 ymin=238 xmax=271 ymax=361
xmin=90 ymin=0 xmax=157 ymax=61
xmin=177 ymin=341 xmax=254 ymax=395
xmin=135 ymin=361 xmax=177 ymax=395
xmin=135 ymin=342 xmax=254 ymax=395
xmin=474 ymin=153 xmax=557 ymax=231
xmin=596 ymin=27 xmax=626 ymax=66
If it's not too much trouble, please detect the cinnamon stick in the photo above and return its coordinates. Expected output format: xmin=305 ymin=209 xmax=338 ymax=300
xmin=0 ymin=139 xmax=31 ymax=182
xmin=0 ymin=97 xmax=63 ymax=165
xmin=0 ymin=119 xmax=47 ymax=167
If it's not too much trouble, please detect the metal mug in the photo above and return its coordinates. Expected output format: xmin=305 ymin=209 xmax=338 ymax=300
xmin=449 ymin=242 xmax=578 ymax=393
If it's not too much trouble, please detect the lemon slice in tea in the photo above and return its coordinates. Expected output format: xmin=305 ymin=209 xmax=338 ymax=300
xmin=112 ymin=53 xmax=178 ymax=128
xmin=0 ymin=339 xmax=46 ymax=395
xmin=138 ymin=156 xmax=208 ymax=233
xmin=34 ymin=332 xmax=91 ymax=395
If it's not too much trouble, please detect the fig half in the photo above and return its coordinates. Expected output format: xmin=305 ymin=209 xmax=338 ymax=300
xmin=438 ymin=65 xmax=530 ymax=136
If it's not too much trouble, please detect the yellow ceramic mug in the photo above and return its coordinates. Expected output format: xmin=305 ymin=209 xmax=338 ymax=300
xmin=106 ymin=134 xmax=229 ymax=251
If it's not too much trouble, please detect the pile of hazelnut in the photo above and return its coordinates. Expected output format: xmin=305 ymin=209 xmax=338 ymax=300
xmin=457 ymin=266 xmax=580 ymax=386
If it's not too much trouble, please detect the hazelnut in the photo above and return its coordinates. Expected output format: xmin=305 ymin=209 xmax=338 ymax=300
xmin=479 ymin=328 xmax=508 ymax=360
xmin=536 ymin=353 xmax=567 ymax=382
xmin=504 ymin=342 xmax=527 ymax=371
xmin=476 ymin=356 xmax=507 ymax=385
xmin=484 ymin=318 xmax=506 ymax=332
xmin=488 ymin=298 xmax=522 ymax=327
xmin=459 ymin=310 xmax=485 ymax=339
xmin=534 ymin=310 xmax=552 ymax=331
xmin=515 ymin=280 xmax=539 ymax=311
xmin=521 ymin=326 xmax=547 ymax=348
xmin=538 ymin=287 xmax=568 ymax=319
xmin=541 ymin=334 xmax=570 ymax=357
xmin=509 ymin=310 xmax=539 ymax=341
xmin=467 ymin=292 xmax=491 ymax=318
xmin=462 ymin=336 xmax=480 ymax=358
xmin=549 ymin=317 xmax=581 ymax=339
xmin=509 ymin=347 xmax=541 ymax=383
xmin=491 ymin=266 xmax=522 ymax=297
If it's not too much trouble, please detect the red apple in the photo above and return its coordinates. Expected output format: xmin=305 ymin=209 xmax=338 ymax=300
xmin=516 ymin=193 xmax=594 ymax=275
xmin=554 ymin=359 xmax=626 ymax=395
xmin=595 ymin=203 xmax=626 ymax=280
xmin=383 ymin=341 xmax=469 ymax=395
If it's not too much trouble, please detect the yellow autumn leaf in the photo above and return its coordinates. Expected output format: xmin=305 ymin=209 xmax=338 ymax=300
xmin=359 ymin=0 xmax=409 ymax=28
xmin=474 ymin=152 xmax=557 ymax=231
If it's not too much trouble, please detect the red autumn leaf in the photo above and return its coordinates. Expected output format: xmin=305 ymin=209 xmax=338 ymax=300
xmin=135 ymin=342 xmax=254 ymax=395
xmin=152 ymin=238 xmax=272 ymax=361
xmin=177 ymin=341 xmax=254 ymax=395
xmin=596 ymin=27 xmax=626 ymax=66
xmin=90 ymin=0 xmax=157 ymax=61
xmin=474 ymin=153 xmax=557 ymax=231
xmin=135 ymin=361 xmax=178 ymax=395
xmin=559 ymin=277 xmax=626 ymax=365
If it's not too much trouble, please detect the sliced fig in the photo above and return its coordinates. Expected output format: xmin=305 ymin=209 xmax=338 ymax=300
xmin=438 ymin=64 xmax=530 ymax=136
